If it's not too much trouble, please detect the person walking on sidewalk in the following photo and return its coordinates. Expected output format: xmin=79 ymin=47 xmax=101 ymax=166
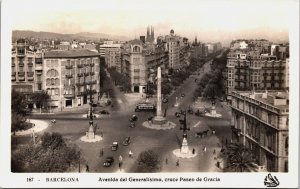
xmin=176 ymin=159 xmax=179 ymax=167
xmin=192 ymin=148 xmax=195 ymax=154
xmin=165 ymin=158 xmax=168 ymax=165
xmin=203 ymin=146 xmax=207 ymax=152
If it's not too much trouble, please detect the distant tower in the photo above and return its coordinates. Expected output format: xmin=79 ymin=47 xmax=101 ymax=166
xmin=151 ymin=26 xmax=155 ymax=43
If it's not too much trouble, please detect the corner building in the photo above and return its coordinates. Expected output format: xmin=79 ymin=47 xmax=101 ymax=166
xmin=11 ymin=39 xmax=36 ymax=94
xmin=43 ymin=49 xmax=100 ymax=110
xmin=231 ymin=91 xmax=289 ymax=172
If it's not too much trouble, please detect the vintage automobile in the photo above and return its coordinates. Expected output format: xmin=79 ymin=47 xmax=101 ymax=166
xmin=103 ymin=156 xmax=114 ymax=167
xmin=111 ymin=142 xmax=118 ymax=151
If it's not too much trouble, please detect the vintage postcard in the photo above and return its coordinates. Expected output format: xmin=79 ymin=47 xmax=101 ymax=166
xmin=0 ymin=0 xmax=299 ymax=188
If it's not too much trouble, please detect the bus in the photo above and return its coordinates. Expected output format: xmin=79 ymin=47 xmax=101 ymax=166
xmin=135 ymin=103 xmax=156 ymax=112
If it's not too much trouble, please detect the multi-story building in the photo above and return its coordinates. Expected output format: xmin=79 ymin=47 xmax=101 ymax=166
xmin=11 ymin=39 xmax=36 ymax=94
xmin=122 ymin=39 xmax=169 ymax=93
xmin=226 ymin=40 xmax=289 ymax=100
xmin=43 ymin=49 xmax=100 ymax=110
xmin=157 ymin=29 xmax=189 ymax=70
xmin=230 ymin=91 xmax=289 ymax=172
xmin=105 ymin=48 xmax=121 ymax=72
xmin=99 ymin=41 xmax=122 ymax=58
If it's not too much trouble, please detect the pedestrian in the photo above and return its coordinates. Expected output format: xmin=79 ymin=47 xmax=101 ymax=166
xmin=100 ymin=132 xmax=103 ymax=137
xmin=203 ymin=146 xmax=207 ymax=152
xmin=129 ymin=150 xmax=133 ymax=158
xmin=176 ymin=159 xmax=179 ymax=167
xmin=216 ymin=161 xmax=220 ymax=168
xmin=86 ymin=164 xmax=89 ymax=172
xmin=213 ymin=149 xmax=216 ymax=155
xmin=165 ymin=158 xmax=168 ymax=165
xmin=212 ymin=130 xmax=215 ymax=135
xmin=192 ymin=148 xmax=195 ymax=154
xmin=225 ymin=138 xmax=228 ymax=145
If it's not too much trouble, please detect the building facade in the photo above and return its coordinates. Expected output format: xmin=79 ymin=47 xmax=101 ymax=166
xmin=43 ymin=49 xmax=100 ymax=110
xmin=11 ymin=39 xmax=36 ymax=94
xmin=105 ymin=48 xmax=122 ymax=72
xmin=226 ymin=40 xmax=289 ymax=100
xmin=230 ymin=91 xmax=289 ymax=172
xmin=122 ymin=39 xmax=169 ymax=93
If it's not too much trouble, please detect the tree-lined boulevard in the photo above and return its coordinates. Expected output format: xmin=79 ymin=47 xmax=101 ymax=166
xmin=11 ymin=50 xmax=247 ymax=173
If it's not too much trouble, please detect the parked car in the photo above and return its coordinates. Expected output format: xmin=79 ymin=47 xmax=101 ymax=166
xmin=100 ymin=110 xmax=110 ymax=115
xmin=111 ymin=142 xmax=118 ymax=151
xmin=122 ymin=137 xmax=131 ymax=146
xmin=103 ymin=156 xmax=114 ymax=167
xmin=129 ymin=115 xmax=138 ymax=122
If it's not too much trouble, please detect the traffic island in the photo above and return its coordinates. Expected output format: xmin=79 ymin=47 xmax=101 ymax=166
xmin=142 ymin=120 xmax=176 ymax=130
xmin=173 ymin=138 xmax=197 ymax=158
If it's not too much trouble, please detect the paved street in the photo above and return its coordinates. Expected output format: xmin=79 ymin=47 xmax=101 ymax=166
xmin=19 ymin=55 xmax=232 ymax=173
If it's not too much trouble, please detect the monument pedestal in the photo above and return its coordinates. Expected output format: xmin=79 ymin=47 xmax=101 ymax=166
xmin=153 ymin=116 xmax=167 ymax=125
xmin=180 ymin=138 xmax=189 ymax=153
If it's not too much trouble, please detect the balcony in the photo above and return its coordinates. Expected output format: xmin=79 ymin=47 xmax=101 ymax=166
xmin=90 ymin=63 xmax=95 ymax=67
xmin=76 ymin=82 xmax=84 ymax=86
xmin=27 ymin=76 xmax=34 ymax=81
xmin=87 ymin=80 xmax=97 ymax=85
xmin=12 ymin=63 xmax=15 ymax=67
xmin=90 ymin=72 xmax=95 ymax=76
xmin=18 ymin=76 xmax=25 ymax=81
xmin=66 ymin=74 xmax=73 ymax=78
xmin=64 ymin=93 xmax=75 ymax=98
xmin=235 ymin=78 xmax=247 ymax=82
xmin=65 ymin=65 xmax=73 ymax=69
xmin=28 ymin=62 xmax=33 ymax=67
xmin=18 ymin=71 xmax=25 ymax=76
xmin=27 ymin=71 xmax=34 ymax=77
xmin=84 ymin=72 xmax=90 ymax=76
xmin=35 ymin=65 xmax=43 ymax=70
xmin=11 ymin=73 xmax=16 ymax=81
xmin=77 ymin=64 xmax=83 ymax=68
xmin=77 ymin=73 xmax=83 ymax=77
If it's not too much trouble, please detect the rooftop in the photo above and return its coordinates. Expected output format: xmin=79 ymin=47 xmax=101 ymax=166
xmin=235 ymin=91 xmax=289 ymax=110
xmin=44 ymin=49 xmax=100 ymax=58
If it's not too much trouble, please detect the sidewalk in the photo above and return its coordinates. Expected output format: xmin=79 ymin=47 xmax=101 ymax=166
xmin=13 ymin=119 xmax=49 ymax=136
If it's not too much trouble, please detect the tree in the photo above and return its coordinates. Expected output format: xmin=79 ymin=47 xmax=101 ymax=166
xmin=136 ymin=150 xmax=161 ymax=172
xmin=11 ymin=132 xmax=82 ymax=172
xmin=41 ymin=132 xmax=66 ymax=150
xmin=223 ymin=143 xmax=256 ymax=172
xmin=11 ymin=89 xmax=28 ymax=115
xmin=30 ymin=90 xmax=50 ymax=113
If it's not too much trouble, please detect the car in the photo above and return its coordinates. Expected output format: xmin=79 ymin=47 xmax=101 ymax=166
xmin=103 ymin=156 xmax=114 ymax=167
xmin=111 ymin=142 xmax=118 ymax=151
xmin=181 ymin=93 xmax=185 ymax=97
xmin=162 ymin=98 xmax=168 ymax=103
xmin=122 ymin=137 xmax=131 ymax=146
xmin=129 ymin=115 xmax=138 ymax=122
xmin=100 ymin=110 xmax=110 ymax=115
xmin=175 ymin=112 xmax=181 ymax=117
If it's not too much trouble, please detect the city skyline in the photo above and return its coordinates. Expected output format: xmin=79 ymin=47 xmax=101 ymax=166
xmin=5 ymin=0 xmax=295 ymax=45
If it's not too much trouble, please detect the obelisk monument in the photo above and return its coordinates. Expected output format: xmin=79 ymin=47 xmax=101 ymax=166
xmin=153 ymin=67 xmax=166 ymax=124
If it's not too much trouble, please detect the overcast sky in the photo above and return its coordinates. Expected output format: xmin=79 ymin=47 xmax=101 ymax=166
xmin=4 ymin=0 xmax=298 ymax=45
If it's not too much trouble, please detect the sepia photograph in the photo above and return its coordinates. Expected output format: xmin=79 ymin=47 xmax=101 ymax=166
xmin=0 ymin=0 xmax=299 ymax=188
